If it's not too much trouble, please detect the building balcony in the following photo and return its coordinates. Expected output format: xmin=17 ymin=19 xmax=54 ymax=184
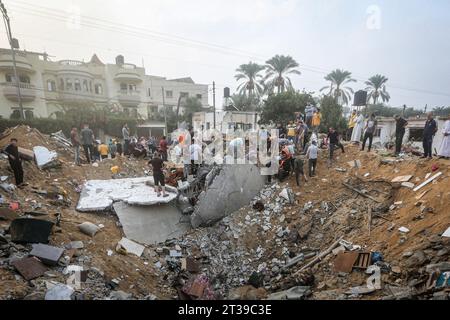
xmin=1 ymin=82 xmax=36 ymax=102
xmin=114 ymin=64 xmax=142 ymax=82
xmin=117 ymin=90 xmax=141 ymax=104
xmin=0 ymin=53 xmax=34 ymax=73
xmin=58 ymin=90 xmax=94 ymax=103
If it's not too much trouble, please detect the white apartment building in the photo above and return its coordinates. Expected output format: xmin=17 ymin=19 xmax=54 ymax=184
xmin=0 ymin=48 xmax=209 ymax=124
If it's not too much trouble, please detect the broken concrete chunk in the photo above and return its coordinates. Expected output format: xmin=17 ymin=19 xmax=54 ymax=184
xmin=442 ymin=227 xmax=450 ymax=238
xmin=45 ymin=284 xmax=74 ymax=300
xmin=67 ymin=241 xmax=84 ymax=249
xmin=78 ymin=222 xmax=100 ymax=237
xmin=117 ymin=237 xmax=145 ymax=257
xmin=30 ymin=243 xmax=64 ymax=266
xmin=267 ymin=286 xmax=311 ymax=300
xmin=401 ymin=182 xmax=415 ymax=189
xmin=398 ymin=227 xmax=410 ymax=233
xmin=391 ymin=175 xmax=413 ymax=183
xmin=109 ymin=290 xmax=132 ymax=300
xmin=33 ymin=146 xmax=58 ymax=169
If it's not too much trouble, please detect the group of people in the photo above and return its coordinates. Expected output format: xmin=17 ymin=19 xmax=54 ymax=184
xmin=348 ymin=110 xmax=450 ymax=159
xmin=68 ymin=123 xmax=169 ymax=165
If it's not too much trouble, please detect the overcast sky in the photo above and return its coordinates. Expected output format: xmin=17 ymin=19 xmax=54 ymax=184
xmin=1 ymin=0 xmax=449 ymax=109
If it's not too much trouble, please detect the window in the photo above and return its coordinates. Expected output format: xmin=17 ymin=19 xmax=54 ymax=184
xmin=120 ymin=83 xmax=128 ymax=91
xmin=196 ymin=94 xmax=202 ymax=100
xmin=83 ymin=80 xmax=88 ymax=92
xmin=131 ymin=108 xmax=138 ymax=118
xmin=5 ymin=74 xmax=13 ymax=82
xmin=47 ymin=80 xmax=56 ymax=92
xmin=180 ymin=92 xmax=189 ymax=98
xmin=25 ymin=110 xmax=34 ymax=119
xmin=95 ymin=84 xmax=103 ymax=95
xmin=147 ymin=88 xmax=151 ymax=97
xmin=123 ymin=107 xmax=130 ymax=116
xmin=166 ymin=90 xmax=173 ymax=98
xmin=206 ymin=122 xmax=210 ymax=130
xmin=10 ymin=110 xmax=21 ymax=119
xmin=59 ymin=79 xmax=64 ymax=90
xmin=129 ymin=84 xmax=136 ymax=92
xmin=374 ymin=128 xmax=381 ymax=137
xmin=66 ymin=79 xmax=73 ymax=91
xmin=19 ymin=75 xmax=30 ymax=83
xmin=74 ymin=79 xmax=81 ymax=91
xmin=89 ymin=81 xmax=93 ymax=92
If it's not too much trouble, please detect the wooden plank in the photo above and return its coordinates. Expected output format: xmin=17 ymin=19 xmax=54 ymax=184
xmin=342 ymin=182 xmax=382 ymax=203
xmin=415 ymin=190 xmax=430 ymax=200
xmin=391 ymin=175 xmax=413 ymax=183
xmin=413 ymin=172 xmax=442 ymax=192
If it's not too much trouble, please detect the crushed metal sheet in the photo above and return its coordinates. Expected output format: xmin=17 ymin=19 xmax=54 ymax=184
xmin=333 ymin=251 xmax=359 ymax=273
xmin=11 ymin=257 xmax=48 ymax=280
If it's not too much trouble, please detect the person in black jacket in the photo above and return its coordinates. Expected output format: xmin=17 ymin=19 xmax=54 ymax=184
xmin=3 ymin=138 xmax=25 ymax=187
xmin=422 ymin=112 xmax=438 ymax=159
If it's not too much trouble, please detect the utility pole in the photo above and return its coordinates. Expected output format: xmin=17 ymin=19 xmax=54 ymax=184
xmin=161 ymin=87 xmax=167 ymax=136
xmin=212 ymin=81 xmax=216 ymax=129
xmin=0 ymin=1 xmax=24 ymax=119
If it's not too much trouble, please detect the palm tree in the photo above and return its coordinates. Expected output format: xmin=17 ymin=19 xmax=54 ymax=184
xmin=264 ymin=55 xmax=301 ymax=94
xmin=235 ymin=62 xmax=265 ymax=96
xmin=320 ymin=69 xmax=356 ymax=105
xmin=365 ymin=74 xmax=390 ymax=104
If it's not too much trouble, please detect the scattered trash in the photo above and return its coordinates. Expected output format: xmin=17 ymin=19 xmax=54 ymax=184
xmin=78 ymin=222 xmax=100 ymax=237
xmin=398 ymin=227 xmax=410 ymax=233
xmin=401 ymin=182 xmax=415 ymax=189
xmin=413 ymin=172 xmax=442 ymax=192
xmin=333 ymin=251 xmax=359 ymax=273
xmin=267 ymin=286 xmax=311 ymax=300
xmin=442 ymin=227 xmax=450 ymax=238
xmin=391 ymin=175 xmax=413 ymax=183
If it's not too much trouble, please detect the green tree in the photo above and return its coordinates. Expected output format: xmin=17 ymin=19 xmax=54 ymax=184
xmin=235 ymin=62 xmax=265 ymax=96
xmin=320 ymin=69 xmax=355 ymax=105
xmin=259 ymin=91 xmax=314 ymax=125
xmin=319 ymin=96 xmax=347 ymax=133
xmin=225 ymin=94 xmax=261 ymax=112
xmin=365 ymin=75 xmax=390 ymax=104
xmin=264 ymin=55 xmax=301 ymax=94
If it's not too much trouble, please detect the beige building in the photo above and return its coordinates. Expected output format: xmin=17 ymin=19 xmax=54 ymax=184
xmin=0 ymin=48 xmax=209 ymax=123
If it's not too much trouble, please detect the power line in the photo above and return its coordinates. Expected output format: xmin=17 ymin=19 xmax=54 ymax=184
xmin=7 ymin=1 xmax=450 ymax=99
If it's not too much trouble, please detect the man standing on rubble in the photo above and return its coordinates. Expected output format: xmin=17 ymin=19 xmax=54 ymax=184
xmin=306 ymin=140 xmax=318 ymax=177
xmin=438 ymin=117 xmax=450 ymax=159
xmin=327 ymin=127 xmax=345 ymax=161
xmin=361 ymin=114 xmax=378 ymax=152
xmin=394 ymin=115 xmax=408 ymax=156
xmin=80 ymin=124 xmax=95 ymax=164
xmin=70 ymin=127 xmax=81 ymax=166
xmin=149 ymin=152 xmax=168 ymax=197
xmin=3 ymin=138 xmax=25 ymax=187
xmin=422 ymin=112 xmax=438 ymax=159
xmin=122 ymin=124 xmax=130 ymax=155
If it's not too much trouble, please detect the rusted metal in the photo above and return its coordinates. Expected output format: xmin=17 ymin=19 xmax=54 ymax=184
xmin=333 ymin=251 xmax=359 ymax=273
xmin=11 ymin=257 xmax=47 ymax=280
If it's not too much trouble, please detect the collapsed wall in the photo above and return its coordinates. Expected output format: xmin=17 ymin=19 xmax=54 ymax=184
xmin=191 ymin=164 xmax=266 ymax=228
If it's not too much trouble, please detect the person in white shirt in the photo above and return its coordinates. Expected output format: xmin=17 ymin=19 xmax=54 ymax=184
xmin=438 ymin=119 xmax=450 ymax=159
xmin=306 ymin=140 xmax=318 ymax=177
xmin=189 ymin=139 xmax=202 ymax=176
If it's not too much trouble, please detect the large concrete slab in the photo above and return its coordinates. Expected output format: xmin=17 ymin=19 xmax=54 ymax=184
xmin=76 ymin=177 xmax=177 ymax=212
xmin=191 ymin=164 xmax=266 ymax=228
xmin=113 ymin=202 xmax=190 ymax=245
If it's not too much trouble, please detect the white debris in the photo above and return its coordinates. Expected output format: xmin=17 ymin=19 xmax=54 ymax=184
xmin=33 ymin=146 xmax=58 ymax=169
xmin=398 ymin=227 xmax=410 ymax=233
xmin=117 ymin=237 xmax=145 ymax=257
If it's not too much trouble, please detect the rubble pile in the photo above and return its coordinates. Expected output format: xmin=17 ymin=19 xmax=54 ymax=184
xmin=1 ymin=125 xmax=449 ymax=300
